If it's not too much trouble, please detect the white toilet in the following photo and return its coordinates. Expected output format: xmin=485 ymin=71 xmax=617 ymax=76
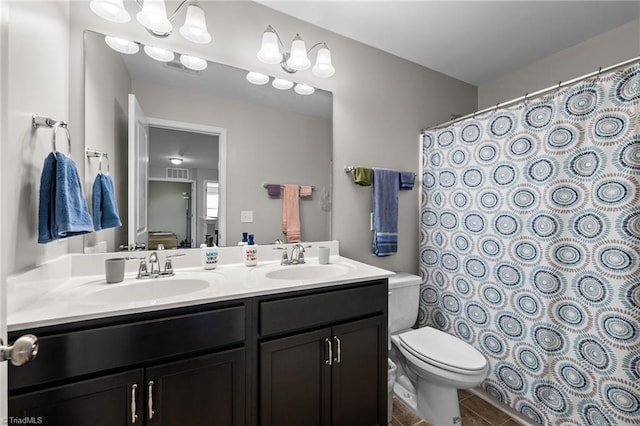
xmin=389 ymin=273 xmax=488 ymax=426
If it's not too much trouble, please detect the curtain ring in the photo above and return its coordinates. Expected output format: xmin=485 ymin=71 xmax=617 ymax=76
xmin=51 ymin=121 xmax=71 ymax=159
xmin=523 ymin=92 xmax=529 ymax=106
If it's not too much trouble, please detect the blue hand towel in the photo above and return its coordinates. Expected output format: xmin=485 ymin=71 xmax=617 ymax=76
xmin=399 ymin=171 xmax=415 ymax=190
xmin=53 ymin=154 xmax=94 ymax=239
xmin=99 ymin=174 xmax=122 ymax=229
xmin=372 ymin=168 xmax=399 ymax=256
xmin=38 ymin=153 xmax=57 ymax=243
xmin=92 ymin=174 xmax=103 ymax=231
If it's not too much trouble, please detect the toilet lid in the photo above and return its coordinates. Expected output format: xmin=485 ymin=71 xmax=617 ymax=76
xmin=398 ymin=327 xmax=487 ymax=373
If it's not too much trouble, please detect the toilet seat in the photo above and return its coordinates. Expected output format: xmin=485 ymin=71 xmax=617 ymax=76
xmin=398 ymin=327 xmax=487 ymax=375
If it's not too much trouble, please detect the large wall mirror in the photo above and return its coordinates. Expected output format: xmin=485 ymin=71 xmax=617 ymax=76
xmin=83 ymin=30 xmax=332 ymax=251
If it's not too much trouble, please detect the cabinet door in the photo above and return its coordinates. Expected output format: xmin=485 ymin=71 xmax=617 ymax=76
xmin=145 ymin=347 xmax=245 ymax=426
xmin=331 ymin=315 xmax=387 ymax=426
xmin=9 ymin=369 xmax=144 ymax=426
xmin=260 ymin=328 xmax=332 ymax=426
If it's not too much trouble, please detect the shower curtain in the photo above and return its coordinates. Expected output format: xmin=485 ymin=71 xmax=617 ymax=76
xmin=419 ymin=63 xmax=639 ymax=425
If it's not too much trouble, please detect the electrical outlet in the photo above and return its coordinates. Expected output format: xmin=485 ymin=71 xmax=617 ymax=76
xmin=241 ymin=210 xmax=254 ymax=223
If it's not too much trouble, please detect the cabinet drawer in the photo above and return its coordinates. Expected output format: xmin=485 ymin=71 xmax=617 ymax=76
xmin=10 ymin=305 xmax=245 ymax=391
xmin=259 ymin=280 xmax=387 ymax=337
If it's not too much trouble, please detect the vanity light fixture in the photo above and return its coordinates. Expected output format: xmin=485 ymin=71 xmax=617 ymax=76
xmin=257 ymin=26 xmax=335 ymax=78
xmin=89 ymin=0 xmax=212 ymax=43
xmin=169 ymin=157 xmax=184 ymax=165
xmin=246 ymin=72 xmax=318 ymax=96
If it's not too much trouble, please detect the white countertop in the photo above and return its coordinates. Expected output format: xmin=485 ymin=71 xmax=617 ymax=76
xmin=8 ymin=253 xmax=393 ymax=332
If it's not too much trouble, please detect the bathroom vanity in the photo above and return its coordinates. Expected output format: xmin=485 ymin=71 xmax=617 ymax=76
xmin=7 ymin=246 xmax=390 ymax=426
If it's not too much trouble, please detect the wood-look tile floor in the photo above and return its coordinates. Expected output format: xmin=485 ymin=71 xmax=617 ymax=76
xmin=390 ymin=389 xmax=522 ymax=426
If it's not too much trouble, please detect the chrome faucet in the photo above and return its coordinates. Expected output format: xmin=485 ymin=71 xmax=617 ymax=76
xmin=290 ymin=244 xmax=306 ymax=264
xmin=137 ymin=252 xmax=185 ymax=279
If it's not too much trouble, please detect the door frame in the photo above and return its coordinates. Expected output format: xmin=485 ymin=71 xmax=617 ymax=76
xmin=146 ymin=117 xmax=227 ymax=247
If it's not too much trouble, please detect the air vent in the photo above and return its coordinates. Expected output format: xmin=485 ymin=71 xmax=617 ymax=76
xmin=167 ymin=168 xmax=189 ymax=180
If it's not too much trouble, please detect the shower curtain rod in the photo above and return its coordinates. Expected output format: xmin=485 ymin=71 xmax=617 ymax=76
xmin=422 ymin=54 xmax=640 ymax=132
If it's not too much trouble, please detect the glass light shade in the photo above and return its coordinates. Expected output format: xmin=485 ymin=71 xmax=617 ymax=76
xmin=272 ymin=78 xmax=293 ymax=90
xmin=143 ymin=45 xmax=174 ymax=62
xmin=90 ymin=0 xmax=131 ymax=23
xmin=180 ymin=54 xmax=207 ymax=71
xmin=312 ymin=45 xmax=335 ymax=78
xmin=169 ymin=157 xmax=183 ymax=165
xmin=246 ymin=71 xmax=269 ymax=85
xmin=136 ymin=0 xmax=172 ymax=35
xmin=257 ymin=28 xmax=282 ymax=65
xmin=179 ymin=4 xmax=212 ymax=44
xmin=104 ymin=36 xmax=139 ymax=55
xmin=294 ymin=83 xmax=315 ymax=96
xmin=286 ymin=35 xmax=310 ymax=71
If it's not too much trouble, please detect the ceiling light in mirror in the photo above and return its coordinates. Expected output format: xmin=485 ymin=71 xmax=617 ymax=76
xmin=272 ymin=78 xmax=293 ymax=90
xmin=294 ymin=83 xmax=315 ymax=96
xmin=247 ymin=71 xmax=269 ymax=85
xmin=312 ymin=44 xmax=335 ymax=78
xmin=257 ymin=26 xmax=283 ymax=65
xmin=169 ymin=157 xmax=184 ymax=165
xmin=89 ymin=0 xmax=130 ymax=23
xmin=144 ymin=45 xmax=175 ymax=62
xmin=136 ymin=0 xmax=172 ymax=35
xmin=180 ymin=54 xmax=207 ymax=71
xmin=179 ymin=4 xmax=212 ymax=44
xmin=287 ymin=35 xmax=311 ymax=71
xmin=105 ymin=36 xmax=139 ymax=55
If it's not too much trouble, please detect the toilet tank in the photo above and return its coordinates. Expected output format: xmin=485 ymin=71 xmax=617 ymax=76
xmin=388 ymin=272 xmax=422 ymax=334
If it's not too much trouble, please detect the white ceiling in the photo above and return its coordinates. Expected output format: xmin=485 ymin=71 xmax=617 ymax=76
xmin=257 ymin=1 xmax=640 ymax=85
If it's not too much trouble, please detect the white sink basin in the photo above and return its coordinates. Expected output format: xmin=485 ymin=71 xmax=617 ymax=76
xmin=94 ymin=278 xmax=212 ymax=303
xmin=265 ymin=264 xmax=352 ymax=281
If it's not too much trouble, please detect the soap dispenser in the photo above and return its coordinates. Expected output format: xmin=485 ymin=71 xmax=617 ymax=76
xmin=238 ymin=232 xmax=249 ymax=246
xmin=243 ymin=234 xmax=258 ymax=266
xmin=200 ymin=235 xmax=219 ymax=270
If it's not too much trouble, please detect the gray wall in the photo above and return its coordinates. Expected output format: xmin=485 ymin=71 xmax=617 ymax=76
xmin=83 ymin=30 xmax=131 ymax=252
xmin=2 ymin=1 xmax=71 ymax=275
xmin=479 ymin=18 xmax=640 ymax=109
xmin=4 ymin=1 xmax=477 ymax=276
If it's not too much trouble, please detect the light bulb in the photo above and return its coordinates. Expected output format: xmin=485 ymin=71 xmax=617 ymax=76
xmin=257 ymin=26 xmax=283 ymax=65
xmin=89 ymin=0 xmax=131 ymax=23
xmin=180 ymin=54 xmax=207 ymax=71
xmin=143 ymin=45 xmax=174 ymax=62
xmin=169 ymin=157 xmax=183 ymax=165
xmin=104 ymin=36 xmax=139 ymax=55
xmin=246 ymin=71 xmax=269 ymax=85
xmin=136 ymin=0 xmax=172 ymax=35
xmin=312 ymin=45 xmax=335 ymax=78
xmin=294 ymin=83 xmax=315 ymax=95
xmin=286 ymin=34 xmax=311 ymax=71
xmin=179 ymin=4 xmax=212 ymax=44
xmin=272 ymin=78 xmax=293 ymax=90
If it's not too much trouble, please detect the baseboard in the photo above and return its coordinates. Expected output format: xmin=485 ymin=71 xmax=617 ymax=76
xmin=468 ymin=387 xmax=536 ymax=426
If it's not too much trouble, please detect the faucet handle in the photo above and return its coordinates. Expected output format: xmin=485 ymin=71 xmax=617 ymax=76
xmin=136 ymin=258 xmax=149 ymax=279
xmin=163 ymin=253 xmax=185 ymax=275
xmin=273 ymin=247 xmax=289 ymax=265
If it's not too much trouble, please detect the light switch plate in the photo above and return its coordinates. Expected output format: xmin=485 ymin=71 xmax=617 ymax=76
xmin=241 ymin=210 xmax=254 ymax=223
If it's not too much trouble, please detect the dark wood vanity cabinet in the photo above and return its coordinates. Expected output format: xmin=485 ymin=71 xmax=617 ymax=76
xmin=259 ymin=280 xmax=388 ymax=426
xmin=8 ymin=279 xmax=388 ymax=426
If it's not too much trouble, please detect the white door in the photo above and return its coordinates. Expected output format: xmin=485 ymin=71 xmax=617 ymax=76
xmin=128 ymin=94 xmax=149 ymax=249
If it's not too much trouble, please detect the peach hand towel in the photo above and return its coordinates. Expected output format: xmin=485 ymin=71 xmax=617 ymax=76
xmin=282 ymin=184 xmax=301 ymax=242
xmin=300 ymin=185 xmax=313 ymax=197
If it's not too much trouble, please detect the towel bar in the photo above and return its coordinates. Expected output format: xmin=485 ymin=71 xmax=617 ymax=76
xmin=86 ymin=148 xmax=110 ymax=173
xmin=33 ymin=114 xmax=71 ymax=158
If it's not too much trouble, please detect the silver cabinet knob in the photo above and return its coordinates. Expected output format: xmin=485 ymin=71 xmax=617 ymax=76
xmin=0 ymin=334 xmax=39 ymax=366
